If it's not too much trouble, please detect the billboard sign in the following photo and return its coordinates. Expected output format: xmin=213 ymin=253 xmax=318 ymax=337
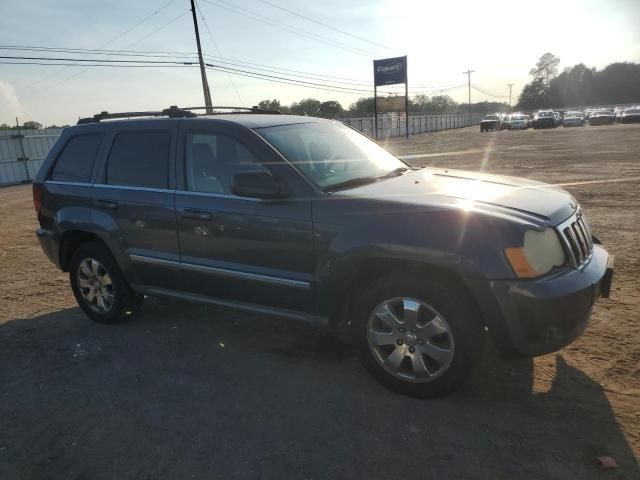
xmin=376 ymin=96 xmax=407 ymax=113
xmin=373 ymin=56 xmax=407 ymax=86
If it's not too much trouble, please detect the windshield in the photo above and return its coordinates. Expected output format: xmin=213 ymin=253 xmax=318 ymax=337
xmin=537 ymin=111 xmax=553 ymax=117
xmin=483 ymin=115 xmax=499 ymax=120
xmin=256 ymin=121 xmax=406 ymax=189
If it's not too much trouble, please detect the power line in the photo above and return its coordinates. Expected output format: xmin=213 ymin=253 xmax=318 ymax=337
xmin=20 ymin=0 xmax=181 ymax=91
xmin=0 ymin=61 xmax=196 ymax=68
xmin=471 ymin=84 xmax=509 ymax=100
xmin=255 ymin=0 xmax=395 ymax=51
xmin=199 ymin=0 xmax=376 ymax=57
xmin=0 ymin=55 xmax=194 ymax=65
xmin=2 ymin=44 xmax=466 ymax=93
xmin=25 ymin=10 xmax=191 ymax=98
xmin=121 ymin=10 xmax=191 ymax=50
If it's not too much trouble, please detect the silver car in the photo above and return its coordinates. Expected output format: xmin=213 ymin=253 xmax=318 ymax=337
xmin=563 ymin=111 xmax=585 ymax=127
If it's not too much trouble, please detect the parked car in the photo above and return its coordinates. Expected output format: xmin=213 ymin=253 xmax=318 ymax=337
xmin=480 ymin=114 xmax=501 ymax=132
xmin=508 ymin=115 xmax=528 ymax=130
xmin=620 ymin=107 xmax=640 ymax=124
xmin=613 ymin=108 xmax=626 ymax=123
xmin=562 ymin=111 xmax=585 ymax=127
xmin=500 ymin=114 xmax=510 ymax=130
xmin=532 ymin=111 xmax=558 ymax=129
xmin=588 ymin=109 xmax=615 ymax=126
xmin=553 ymin=111 xmax=565 ymax=125
xmin=33 ymin=106 xmax=614 ymax=398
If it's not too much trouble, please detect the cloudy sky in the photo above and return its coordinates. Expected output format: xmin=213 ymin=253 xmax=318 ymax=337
xmin=1 ymin=0 xmax=639 ymax=126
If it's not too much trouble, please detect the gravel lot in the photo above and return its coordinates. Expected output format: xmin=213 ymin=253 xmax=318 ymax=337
xmin=1 ymin=123 xmax=639 ymax=479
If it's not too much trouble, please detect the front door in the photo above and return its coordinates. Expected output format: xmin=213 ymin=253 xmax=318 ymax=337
xmin=175 ymin=123 xmax=314 ymax=313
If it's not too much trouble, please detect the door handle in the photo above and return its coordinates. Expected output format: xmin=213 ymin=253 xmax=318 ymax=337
xmin=182 ymin=209 xmax=212 ymax=220
xmin=95 ymin=199 xmax=118 ymax=209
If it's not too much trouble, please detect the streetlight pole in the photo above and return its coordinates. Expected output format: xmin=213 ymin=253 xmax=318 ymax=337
xmin=463 ymin=69 xmax=474 ymax=115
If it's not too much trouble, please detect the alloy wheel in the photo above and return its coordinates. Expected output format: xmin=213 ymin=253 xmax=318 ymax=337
xmin=77 ymin=258 xmax=115 ymax=314
xmin=366 ymin=297 xmax=454 ymax=382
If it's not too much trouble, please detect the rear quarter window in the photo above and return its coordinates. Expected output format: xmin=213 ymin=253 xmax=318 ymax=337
xmin=106 ymin=131 xmax=171 ymax=189
xmin=50 ymin=133 xmax=104 ymax=183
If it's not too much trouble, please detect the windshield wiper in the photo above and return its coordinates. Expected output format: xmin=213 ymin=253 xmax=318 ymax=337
xmin=377 ymin=167 xmax=409 ymax=178
xmin=323 ymin=176 xmax=379 ymax=192
xmin=323 ymin=167 xmax=410 ymax=192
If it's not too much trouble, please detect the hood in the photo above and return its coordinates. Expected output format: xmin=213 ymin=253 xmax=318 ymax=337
xmin=334 ymin=168 xmax=576 ymax=226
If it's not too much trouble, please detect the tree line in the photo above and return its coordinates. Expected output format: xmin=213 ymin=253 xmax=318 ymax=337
xmin=0 ymin=121 xmax=60 ymax=130
xmin=259 ymin=96 xmax=507 ymax=117
xmin=517 ymin=53 xmax=640 ymax=109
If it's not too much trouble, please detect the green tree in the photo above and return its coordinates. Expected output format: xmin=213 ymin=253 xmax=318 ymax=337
xmin=410 ymin=94 xmax=430 ymax=112
xmin=529 ymin=53 xmax=560 ymax=100
xmin=0 ymin=123 xmax=11 ymax=130
xmin=22 ymin=121 xmax=42 ymax=129
xmin=318 ymin=100 xmax=344 ymax=117
xmin=257 ymin=99 xmax=289 ymax=113
xmin=289 ymin=98 xmax=321 ymax=116
xmin=516 ymin=78 xmax=547 ymax=110
xmin=348 ymin=97 xmax=375 ymax=113
xmin=429 ymin=95 xmax=458 ymax=114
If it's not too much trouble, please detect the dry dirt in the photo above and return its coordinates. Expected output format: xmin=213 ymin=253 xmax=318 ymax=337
xmin=0 ymin=123 xmax=638 ymax=479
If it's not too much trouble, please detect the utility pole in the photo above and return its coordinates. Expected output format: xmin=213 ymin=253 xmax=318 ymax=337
xmin=507 ymin=83 xmax=514 ymax=109
xmin=463 ymin=69 xmax=474 ymax=115
xmin=190 ymin=0 xmax=213 ymax=112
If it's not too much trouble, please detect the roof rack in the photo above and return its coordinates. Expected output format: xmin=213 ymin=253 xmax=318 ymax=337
xmin=77 ymin=105 xmax=281 ymax=125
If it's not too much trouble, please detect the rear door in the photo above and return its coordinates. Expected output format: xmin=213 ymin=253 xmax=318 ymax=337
xmin=93 ymin=121 xmax=180 ymax=290
xmin=175 ymin=120 xmax=314 ymax=313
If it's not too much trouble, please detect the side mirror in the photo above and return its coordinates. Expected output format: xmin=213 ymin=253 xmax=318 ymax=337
xmin=231 ymin=171 xmax=289 ymax=199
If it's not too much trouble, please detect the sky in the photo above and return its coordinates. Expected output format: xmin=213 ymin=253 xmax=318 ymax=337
xmin=0 ymin=0 xmax=639 ymax=126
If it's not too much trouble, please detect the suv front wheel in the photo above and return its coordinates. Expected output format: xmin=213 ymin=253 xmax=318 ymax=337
xmin=69 ymin=241 xmax=142 ymax=324
xmin=351 ymin=273 xmax=485 ymax=397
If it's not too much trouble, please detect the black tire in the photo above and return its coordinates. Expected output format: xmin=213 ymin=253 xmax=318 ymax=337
xmin=69 ymin=241 xmax=142 ymax=324
xmin=350 ymin=273 xmax=485 ymax=397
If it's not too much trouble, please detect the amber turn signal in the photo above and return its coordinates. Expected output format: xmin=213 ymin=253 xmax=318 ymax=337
xmin=504 ymin=247 xmax=539 ymax=278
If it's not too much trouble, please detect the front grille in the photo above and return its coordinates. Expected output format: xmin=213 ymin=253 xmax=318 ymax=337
xmin=557 ymin=211 xmax=593 ymax=268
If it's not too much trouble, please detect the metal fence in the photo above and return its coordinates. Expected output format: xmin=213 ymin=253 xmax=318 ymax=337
xmin=342 ymin=113 xmax=484 ymax=139
xmin=0 ymin=128 xmax=63 ymax=186
xmin=0 ymin=113 xmax=484 ymax=186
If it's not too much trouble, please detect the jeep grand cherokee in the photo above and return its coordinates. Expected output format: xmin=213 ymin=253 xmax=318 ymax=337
xmin=34 ymin=106 xmax=613 ymax=397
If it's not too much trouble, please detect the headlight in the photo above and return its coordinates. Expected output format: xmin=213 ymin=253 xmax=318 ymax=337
xmin=505 ymin=228 xmax=566 ymax=278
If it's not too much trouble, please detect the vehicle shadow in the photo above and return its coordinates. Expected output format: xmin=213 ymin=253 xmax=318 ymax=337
xmin=0 ymin=300 xmax=637 ymax=480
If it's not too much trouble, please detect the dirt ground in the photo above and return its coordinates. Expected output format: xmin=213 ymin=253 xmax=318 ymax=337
xmin=1 ymin=123 xmax=639 ymax=479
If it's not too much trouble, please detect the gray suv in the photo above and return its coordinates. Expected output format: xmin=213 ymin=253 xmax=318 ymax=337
xmin=34 ymin=106 xmax=613 ymax=397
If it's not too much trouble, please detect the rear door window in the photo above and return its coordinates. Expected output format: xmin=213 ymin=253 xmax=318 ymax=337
xmin=106 ymin=131 xmax=171 ymax=189
xmin=50 ymin=134 xmax=103 ymax=183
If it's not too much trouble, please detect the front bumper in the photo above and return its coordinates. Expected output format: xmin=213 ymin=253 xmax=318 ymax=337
xmin=482 ymin=244 xmax=611 ymax=356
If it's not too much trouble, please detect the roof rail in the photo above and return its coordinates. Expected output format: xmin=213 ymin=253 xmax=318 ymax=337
xmin=178 ymin=106 xmax=283 ymax=115
xmin=77 ymin=105 xmax=281 ymax=124
xmin=77 ymin=106 xmax=196 ymax=124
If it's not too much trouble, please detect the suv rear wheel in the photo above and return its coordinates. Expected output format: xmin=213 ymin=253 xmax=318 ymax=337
xmin=69 ymin=241 xmax=142 ymax=324
xmin=351 ymin=273 xmax=485 ymax=397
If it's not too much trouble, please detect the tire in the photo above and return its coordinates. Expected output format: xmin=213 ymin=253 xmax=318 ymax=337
xmin=350 ymin=273 xmax=485 ymax=397
xmin=69 ymin=241 xmax=143 ymax=324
